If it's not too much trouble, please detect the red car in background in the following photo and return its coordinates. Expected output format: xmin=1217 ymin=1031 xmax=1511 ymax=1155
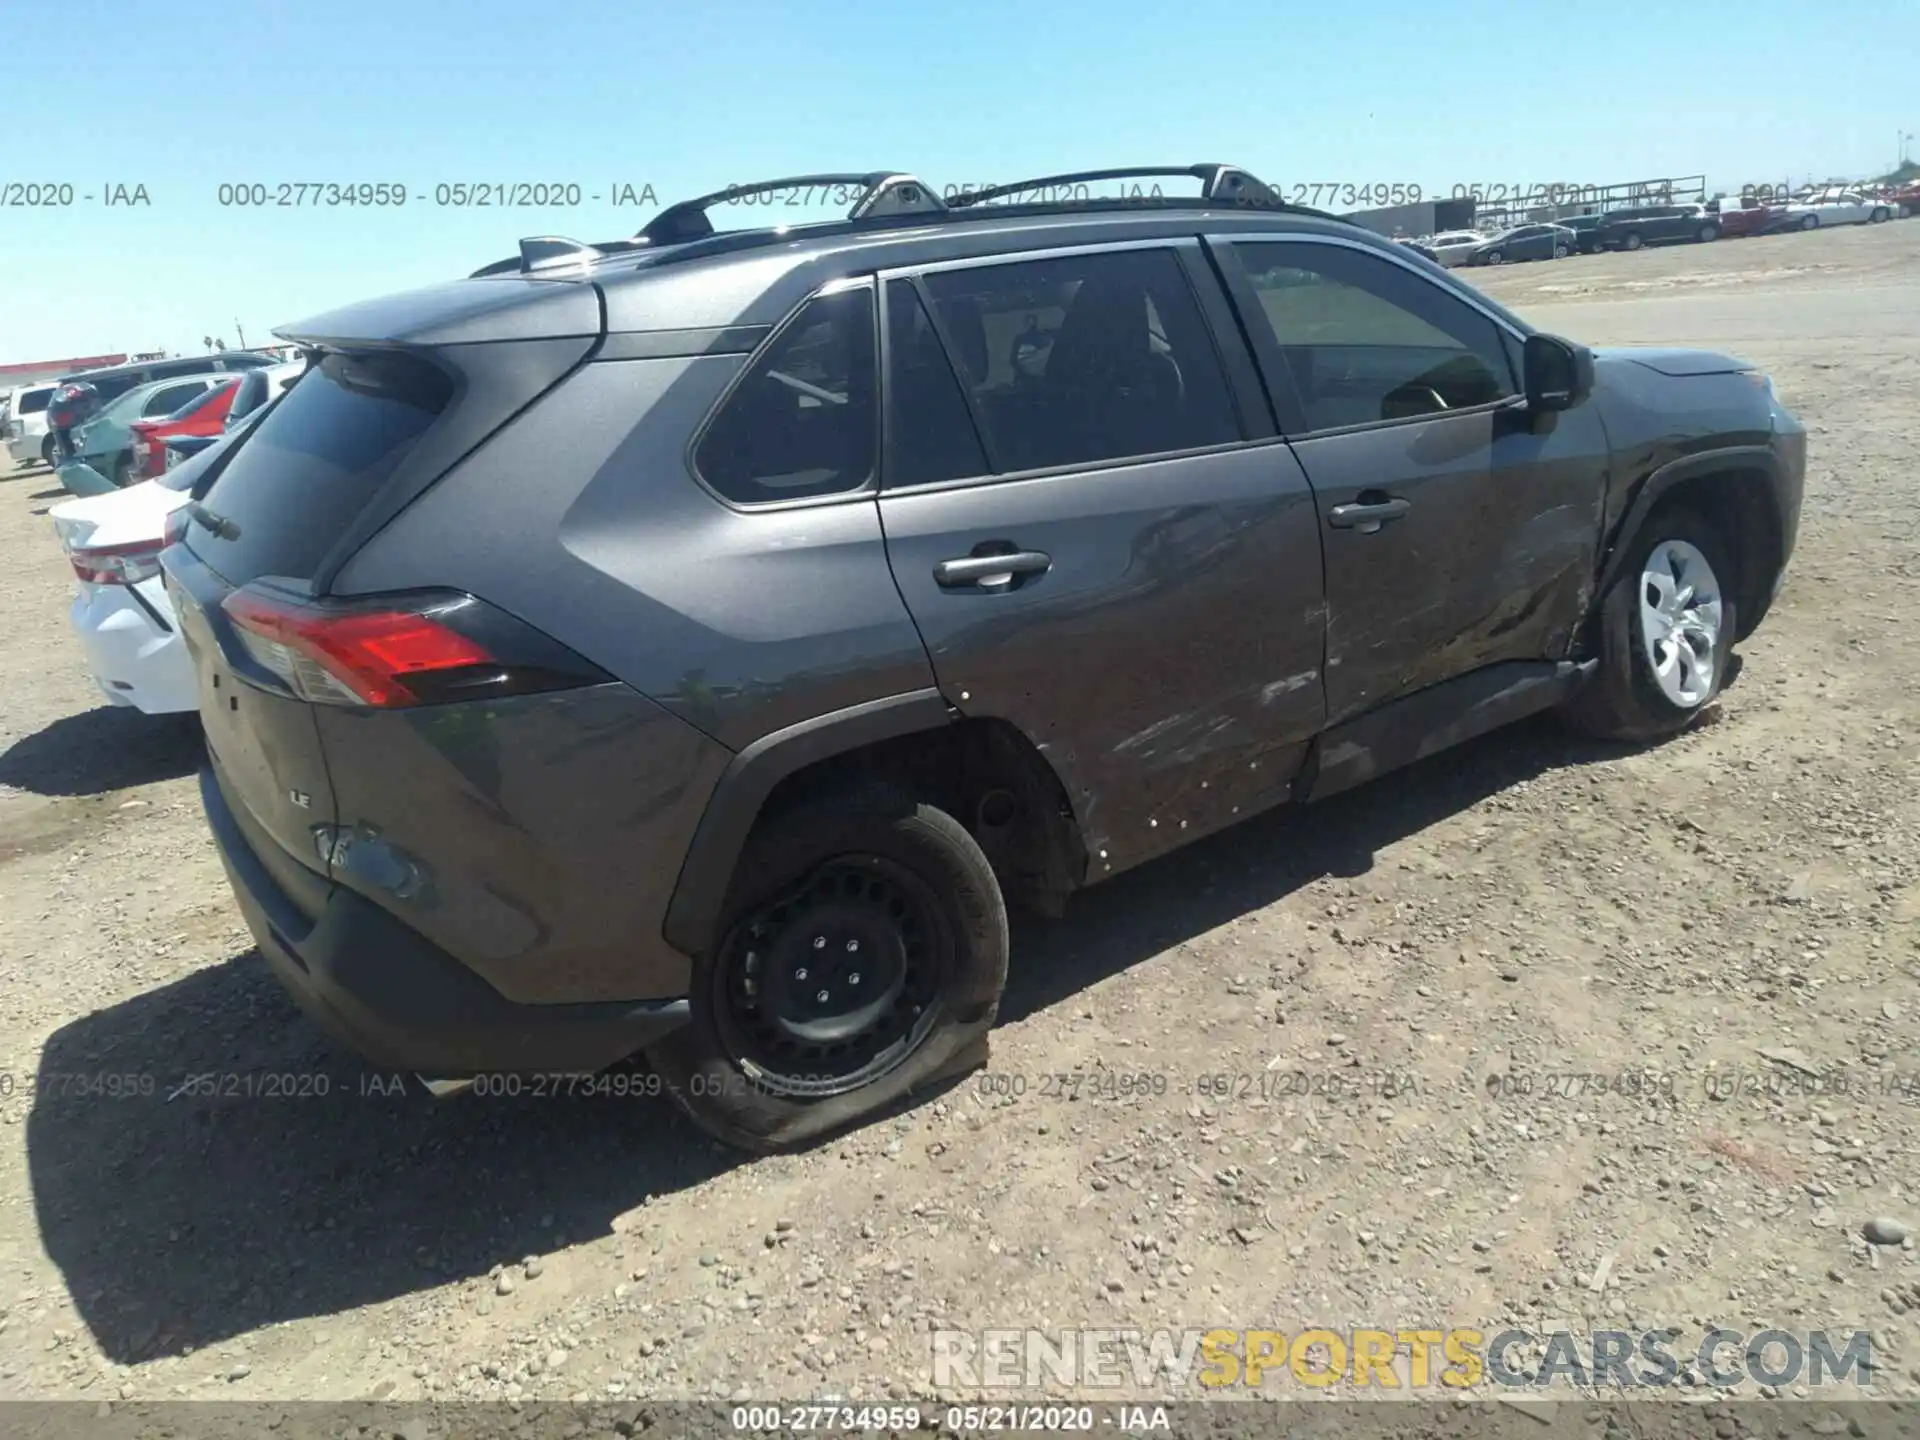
xmin=1713 ymin=199 xmax=1785 ymax=237
xmin=126 ymin=377 xmax=239 ymax=480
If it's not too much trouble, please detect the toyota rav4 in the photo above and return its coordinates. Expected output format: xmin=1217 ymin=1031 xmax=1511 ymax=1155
xmin=160 ymin=164 xmax=1806 ymax=1152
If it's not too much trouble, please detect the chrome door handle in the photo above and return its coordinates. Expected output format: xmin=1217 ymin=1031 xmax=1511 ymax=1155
xmin=933 ymin=550 xmax=1053 ymax=591
xmin=1327 ymin=497 xmax=1411 ymax=533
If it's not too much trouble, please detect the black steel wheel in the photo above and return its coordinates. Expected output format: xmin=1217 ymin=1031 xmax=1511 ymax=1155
xmin=647 ymin=784 xmax=1008 ymax=1152
xmin=712 ymin=856 xmax=945 ymax=1098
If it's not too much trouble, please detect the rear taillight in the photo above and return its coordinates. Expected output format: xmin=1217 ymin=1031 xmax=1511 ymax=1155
xmin=72 ymin=538 xmax=165 ymax=587
xmin=218 ymin=584 xmax=609 ymax=708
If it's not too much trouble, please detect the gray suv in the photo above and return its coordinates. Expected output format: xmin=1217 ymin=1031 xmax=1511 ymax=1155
xmin=159 ymin=164 xmax=1806 ymax=1152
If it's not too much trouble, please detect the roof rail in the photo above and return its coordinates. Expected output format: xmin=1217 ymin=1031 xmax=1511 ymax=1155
xmin=638 ymin=171 xmax=945 ymax=246
xmin=947 ymin=164 xmax=1283 ymax=210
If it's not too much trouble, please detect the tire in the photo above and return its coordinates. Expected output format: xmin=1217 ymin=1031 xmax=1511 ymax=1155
xmin=1696 ymin=223 xmax=1720 ymax=242
xmin=1622 ymin=231 xmax=1644 ymax=251
xmin=1485 ymin=249 xmax=1505 ymax=265
xmin=1799 ymin=214 xmax=1819 ymax=230
xmin=1553 ymin=243 xmax=1569 ymax=259
xmin=646 ymin=784 xmax=1009 ymax=1153
xmin=40 ymin=436 xmax=56 ymax=467
xmin=1560 ymin=506 xmax=1739 ymax=743
xmin=1870 ymin=207 xmax=1890 ymax=223
xmin=110 ymin=455 xmax=133 ymax=488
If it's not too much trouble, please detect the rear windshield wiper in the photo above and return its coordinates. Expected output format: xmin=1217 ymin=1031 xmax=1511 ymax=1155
xmin=184 ymin=501 xmax=242 ymax=541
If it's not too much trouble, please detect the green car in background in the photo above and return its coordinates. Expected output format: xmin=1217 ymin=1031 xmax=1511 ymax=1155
xmin=55 ymin=374 xmax=231 ymax=496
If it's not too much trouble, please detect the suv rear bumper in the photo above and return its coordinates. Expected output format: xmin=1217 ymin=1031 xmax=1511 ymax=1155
xmin=201 ymin=765 xmax=691 ymax=1075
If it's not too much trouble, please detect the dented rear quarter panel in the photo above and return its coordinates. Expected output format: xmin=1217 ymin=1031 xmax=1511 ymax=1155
xmin=314 ymin=682 xmax=732 ymax=1005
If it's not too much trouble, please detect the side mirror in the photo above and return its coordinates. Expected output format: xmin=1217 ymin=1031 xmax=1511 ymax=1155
xmin=1523 ymin=333 xmax=1594 ymax=411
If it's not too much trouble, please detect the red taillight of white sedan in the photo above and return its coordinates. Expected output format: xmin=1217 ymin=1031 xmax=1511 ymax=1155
xmin=70 ymin=537 xmax=166 ymax=587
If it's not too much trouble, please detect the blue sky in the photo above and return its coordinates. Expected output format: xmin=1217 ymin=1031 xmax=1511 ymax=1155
xmin=1 ymin=0 xmax=1913 ymax=364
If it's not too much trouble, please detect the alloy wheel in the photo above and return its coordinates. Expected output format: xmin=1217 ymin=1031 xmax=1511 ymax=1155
xmin=1639 ymin=539 xmax=1725 ymax=708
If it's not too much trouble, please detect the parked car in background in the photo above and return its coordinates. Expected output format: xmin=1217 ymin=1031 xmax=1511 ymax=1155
xmin=1889 ymin=181 xmax=1920 ymax=217
xmin=44 ymin=351 xmax=276 ymax=462
xmin=48 ymin=425 xmax=254 ymax=715
xmin=1467 ymin=223 xmax=1575 ymax=265
xmin=1779 ymin=189 xmax=1893 ymax=229
xmin=56 ymin=375 xmax=232 ymax=493
xmin=1713 ymin=199 xmax=1784 ymax=238
xmin=1556 ymin=213 xmax=1605 ymax=253
xmin=1424 ymin=229 xmax=1488 ymax=267
xmin=160 ymin=164 xmax=1805 ymax=1151
xmin=1595 ymin=204 xmax=1721 ymax=251
xmin=1392 ymin=237 xmax=1440 ymax=264
xmin=127 ymin=379 xmax=240 ymax=481
xmin=159 ymin=361 xmax=305 ymax=472
xmin=3 ymin=383 xmax=58 ymax=467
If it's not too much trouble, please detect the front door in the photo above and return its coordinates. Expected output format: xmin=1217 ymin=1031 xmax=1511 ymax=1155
xmin=1212 ymin=235 xmax=1612 ymax=723
xmin=875 ymin=243 xmax=1328 ymax=877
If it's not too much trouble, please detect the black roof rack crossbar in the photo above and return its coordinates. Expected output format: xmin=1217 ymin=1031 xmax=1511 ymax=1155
xmin=638 ymin=171 xmax=946 ymax=246
xmin=947 ymin=163 xmax=1283 ymax=210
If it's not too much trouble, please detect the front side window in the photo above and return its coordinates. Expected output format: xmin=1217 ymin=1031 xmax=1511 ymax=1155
xmin=915 ymin=247 xmax=1239 ymax=474
xmin=693 ymin=285 xmax=876 ymax=505
xmin=1233 ymin=240 xmax=1517 ymax=433
xmin=17 ymin=388 xmax=52 ymax=415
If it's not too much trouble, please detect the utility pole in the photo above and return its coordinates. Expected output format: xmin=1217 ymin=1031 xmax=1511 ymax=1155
xmin=235 ymin=320 xmax=248 ymax=350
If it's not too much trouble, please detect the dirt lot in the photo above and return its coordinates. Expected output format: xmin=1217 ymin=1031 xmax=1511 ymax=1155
xmin=1 ymin=219 xmax=1917 ymax=1413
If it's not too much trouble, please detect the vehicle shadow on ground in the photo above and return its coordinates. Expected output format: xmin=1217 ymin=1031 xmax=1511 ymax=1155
xmin=29 ymin=952 xmax=735 ymax=1364
xmin=29 ymin=713 xmax=1633 ymax=1361
xmin=27 ymin=488 xmax=67 ymax=502
xmin=1001 ymin=713 xmax=1634 ymax=1021
xmin=0 ymin=708 xmax=204 ymax=797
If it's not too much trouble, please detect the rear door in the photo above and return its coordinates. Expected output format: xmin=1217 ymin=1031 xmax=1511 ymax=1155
xmin=1211 ymin=234 xmax=1610 ymax=722
xmin=875 ymin=240 xmax=1327 ymax=876
xmin=166 ymin=350 xmax=457 ymax=891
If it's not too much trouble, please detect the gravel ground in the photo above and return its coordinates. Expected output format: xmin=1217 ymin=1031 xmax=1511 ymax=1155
xmin=0 ymin=218 xmax=1916 ymax=1417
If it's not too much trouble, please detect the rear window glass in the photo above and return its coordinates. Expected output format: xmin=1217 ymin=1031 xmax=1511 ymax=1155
xmin=91 ymin=374 xmax=141 ymax=403
xmin=188 ymin=350 xmax=453 ymax=582
xmin=17 ymin=388 xmax=52 ymax=415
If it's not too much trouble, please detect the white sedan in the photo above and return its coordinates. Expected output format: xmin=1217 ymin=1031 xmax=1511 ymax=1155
xmin=1423 ymin=230 xmax=1490 ymax=267
xmin=1780 ymin=189 xmax=1895 ymax=229
xmin=46 ymin=427 xmax=247 ymax=715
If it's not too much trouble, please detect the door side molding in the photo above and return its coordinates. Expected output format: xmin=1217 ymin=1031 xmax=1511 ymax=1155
xmin=661 ymin=689 xmax=953 ymax=957
xmin=1299 ymin=659 xmax=1595 ymax=803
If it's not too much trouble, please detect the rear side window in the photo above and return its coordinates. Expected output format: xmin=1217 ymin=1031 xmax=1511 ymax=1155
xmin=884 ymin=280 xmax=989 ymax=486
xmin=917 ymin=248 xmax=1240 ymax=473
xmin=145 ymin=381 xmax=212 ymax=416
xmin=18 ymin=388 xmax=52 ymax=415
xmin=189 ymin=350 xmax=453 ymax=583
xmin=166 ymin=379 xmax=236 ymax=421
xmin=694 ymin=285 xmax=876 ymax=505
xmin=92 ymin=374 xmax=140 ymax=403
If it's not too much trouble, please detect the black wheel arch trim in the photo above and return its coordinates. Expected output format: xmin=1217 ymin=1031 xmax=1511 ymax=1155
xmin=1596 ymin=445 xmax=1785 ymax=602
xmin=662 ymin=689 xmax=954 ymax=957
